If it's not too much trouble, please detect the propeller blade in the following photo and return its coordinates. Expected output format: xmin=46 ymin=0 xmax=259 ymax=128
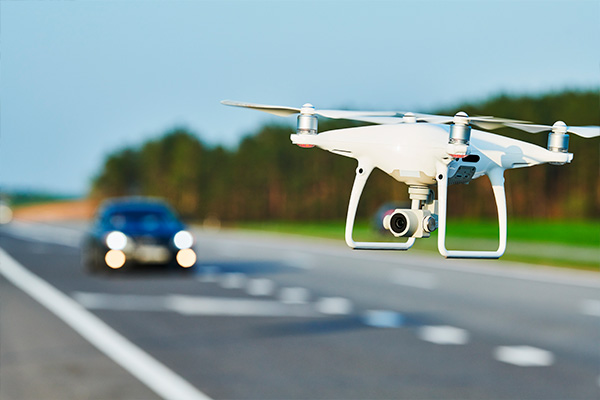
xmin=414 ymin=114 xmax=454 ymax=124
xmin=470 ymin=120 xmax=509 ymax=130
xmin=504 ymin=122 xmax=600 ymax=138
xmin=504 ymin=122 xmax=551 ymax=133
xmin=335 ymin=116 xmax=405 ymax=124
xmin=567 ymin=126 xmax=600 ymax=138
xmin=221 ymin=100 xmax=300 ymax=117
xmin=315 ymin=109 xmax=401 ymax=119
xmin=469 ymin=117 xmax=531 ymax=131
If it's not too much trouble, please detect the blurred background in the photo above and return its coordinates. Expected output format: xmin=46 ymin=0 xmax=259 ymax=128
xmin=1 ymin=1 xmax=599 ymax=399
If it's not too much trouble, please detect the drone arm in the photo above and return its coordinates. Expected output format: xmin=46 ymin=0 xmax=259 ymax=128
xmin=345 ymin=161 xmax=416 ymax=250
xmin=436 ymin=163 xmax=507 ymax=259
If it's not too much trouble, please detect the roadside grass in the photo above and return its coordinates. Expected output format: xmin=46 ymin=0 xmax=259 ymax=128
xmin=237 ymin=219 xmax=600 ymax=271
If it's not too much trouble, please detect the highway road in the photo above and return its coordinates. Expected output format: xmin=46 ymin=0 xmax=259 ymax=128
xmin=1 ymin=220 xmax=599 ymax=399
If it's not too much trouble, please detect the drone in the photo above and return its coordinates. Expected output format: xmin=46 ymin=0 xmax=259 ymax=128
xmin=222 ymin=100 xmax=599 ymax=259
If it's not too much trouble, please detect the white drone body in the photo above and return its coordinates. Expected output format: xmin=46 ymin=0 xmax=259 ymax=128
xmin=222 ymin=100 xmax=598 ymax=259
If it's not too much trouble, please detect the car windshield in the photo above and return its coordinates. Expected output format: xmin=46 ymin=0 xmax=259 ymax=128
xmin=103 ymin=209 xmax=178 ymax=231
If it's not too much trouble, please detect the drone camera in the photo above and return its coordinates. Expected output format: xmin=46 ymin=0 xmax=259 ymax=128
xmin=383 ymin=209 xmax=437 ymax=239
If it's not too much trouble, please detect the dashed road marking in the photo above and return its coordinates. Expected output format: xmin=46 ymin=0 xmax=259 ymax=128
xmin=169 ymin=295 xmax=316 ymax=317
xmin=246 ymin=278 xmax=275 ymax=296
xmin=316 ymin=297 xmax=353 ymax=315
xmin=279 ymin=287 xmax=310 ymax=304
xmin=493 ymin=346 xmax=555 ymax=367
xmin=73 ymin=291 xmax=317 ymax=318
xmin=417 ymin=325 xmax=470 ymax=345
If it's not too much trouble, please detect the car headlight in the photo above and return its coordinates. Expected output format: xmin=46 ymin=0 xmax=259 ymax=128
xmin=173 ymin=230 xmax=194 ymax=249
xmin=105 ymin=231 xmax=128 ymax=250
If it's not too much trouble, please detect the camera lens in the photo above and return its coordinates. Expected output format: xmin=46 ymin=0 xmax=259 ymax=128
xmin=390 ymin=213 xmax=408 ymax=235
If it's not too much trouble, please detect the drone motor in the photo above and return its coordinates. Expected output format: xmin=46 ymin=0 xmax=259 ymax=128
xmin=296 ymin=103 xmax=318 ymax=148
xmin=447 ymin=112 xmax=472 ymax=158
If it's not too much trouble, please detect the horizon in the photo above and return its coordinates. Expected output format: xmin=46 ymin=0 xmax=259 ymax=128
xmin=2 ymin=86 xmax=599 ymax=199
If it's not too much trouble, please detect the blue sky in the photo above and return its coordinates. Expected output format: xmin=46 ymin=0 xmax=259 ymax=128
xmin=1 ymin=0 xmax=598 ymax=195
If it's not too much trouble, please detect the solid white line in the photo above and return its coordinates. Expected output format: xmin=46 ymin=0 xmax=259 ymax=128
xmin=0 ymin=248 xmax=212 ymax=400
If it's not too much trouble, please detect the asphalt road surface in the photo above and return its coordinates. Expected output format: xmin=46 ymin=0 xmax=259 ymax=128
xmin=1 ymin=220 xmax=599 ymax=399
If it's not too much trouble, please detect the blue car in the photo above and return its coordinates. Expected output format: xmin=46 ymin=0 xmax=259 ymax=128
xmin=82 ymin=197 xmax=196 ymax=273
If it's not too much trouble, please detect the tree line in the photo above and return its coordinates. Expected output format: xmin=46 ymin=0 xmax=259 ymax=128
xmin=91 ymin=90 xmax=600 ymax=222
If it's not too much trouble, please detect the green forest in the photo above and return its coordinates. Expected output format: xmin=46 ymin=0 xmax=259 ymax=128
xmin=91 ymin=90 xmax=600 ymax=222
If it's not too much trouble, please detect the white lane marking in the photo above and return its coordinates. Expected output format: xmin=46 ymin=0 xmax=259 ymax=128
xmin=316 ymin=297 xmax=353 ymax=315
xmin=493 ymin=346 xmax=555 ymax=367
xmin=73 ymin=292 xmax=169 ymax=311
xmin=363 ymin=310 xmax=404 ymax=328
xmin=219 ymin=272 xmax=246 ymax=289
xmin=417 ymin=325 xmax=470 ymax=345
xmin=169 ymin=295 xmax=316 ymax=317
xmin=73 ymin=292 xmax=317 ymax=318
xmin=246 ymin=278 xmax=275 ymax=296
xmin=279 ymin=287 xmax=310 ymax=305
xmin=0 ymin=248 xmax=211 ymax=400
xmin=580 ymin=299 xmax=600 ymax=317
xmin=391 ymin=269 xmax=438 ymax=289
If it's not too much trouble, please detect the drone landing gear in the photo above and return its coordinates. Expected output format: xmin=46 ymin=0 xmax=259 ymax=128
xmin=344 ymin=160 xmax=508 ymax=259
xmin=435 ymin=162 xmax=507 ymax=259
xmin=345 ymin=162 xmax=416 ymax=250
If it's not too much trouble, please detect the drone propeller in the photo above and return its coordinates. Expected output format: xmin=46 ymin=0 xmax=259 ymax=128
xmin=503 ymin=121 xmax=600 ymax=138
xmin=221 ymin=100 xmax=529 ymax=127
xmin=221 ymin=100 xmax=599 ymax=139
xmin=220 ymin=100 xmax=303 ymax=117
xmin=221 ymin=100 xmax=400 ymax=121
